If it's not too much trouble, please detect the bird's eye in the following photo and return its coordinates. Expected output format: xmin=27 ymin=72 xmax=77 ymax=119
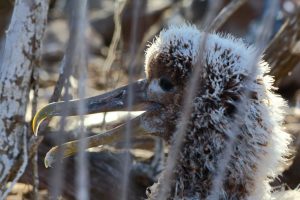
xmin=159 ymin=77 xmax=174 ymax=92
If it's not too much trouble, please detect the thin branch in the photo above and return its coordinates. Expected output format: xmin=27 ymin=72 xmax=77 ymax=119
xmin=49 ymin=85 xmax=68 ymax=199
xmin=104 ymin=0 xmax=127 ymax=74
xmin=101 ymin=0 xmax=127 ymax=130
xmin=48 ymin=1 xmax=91 ymax=197
xmin=49 ymin=57 xmax=72 ymax=103
xmin=49 ymin=1 xmax=89 ymax=103
xmin=73 ymin=0 xmax=89 ymax=199
xmin=121 ymin=0 xmax=140 ymax=199
xmin=31 ymin=59 xmax=40 ymax=200
xmin=207 ymin=0 xmax=248 ymax=32
xmin=264 ymin=8 xmax=300 ymax=83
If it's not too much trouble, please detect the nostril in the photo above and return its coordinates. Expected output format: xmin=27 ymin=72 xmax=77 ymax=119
xmin=159 ymin=77 xmax=174 ymax=92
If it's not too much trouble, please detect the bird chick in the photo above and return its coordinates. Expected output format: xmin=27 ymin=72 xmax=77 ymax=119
xmin=33 ymin=24 xmax=292 ymax=200
xmin=143 ymin=24 xmax=292 ymax=200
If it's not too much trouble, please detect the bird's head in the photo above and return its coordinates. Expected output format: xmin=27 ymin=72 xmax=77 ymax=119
xmin=141 ymin=24 xmax=203 ymax=138
xmin=32 ymin=25 xmax=203 ymax=167
xmin=33 ymin=24 xmax=254 ymax=167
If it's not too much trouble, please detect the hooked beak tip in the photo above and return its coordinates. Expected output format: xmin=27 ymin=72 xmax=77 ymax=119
xmin=44 ymin=150 xmax=55 ymax=168
xmin=32 ymin=107 xmax=47 ymax=136
xmin=32 ymin=103 xmax=55 ymax=136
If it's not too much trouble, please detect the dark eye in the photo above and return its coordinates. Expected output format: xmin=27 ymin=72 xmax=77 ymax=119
xmin=159 ymin=77 xmax=174 ymax=92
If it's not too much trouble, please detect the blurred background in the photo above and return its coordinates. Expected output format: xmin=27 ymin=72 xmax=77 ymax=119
xmin=1 ymin=0 xmax=300 ymax=199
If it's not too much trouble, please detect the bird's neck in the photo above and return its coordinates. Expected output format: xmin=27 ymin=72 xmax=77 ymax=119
xmin=171 ymin=127 xmax=258 ymax=199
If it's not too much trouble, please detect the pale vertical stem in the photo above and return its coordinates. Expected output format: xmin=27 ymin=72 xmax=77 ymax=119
xmin=48 ymin=0 xmax=89 ymax=198
xmin=102 ymin=0 xmax=127 ymax=128
xmin=74 ymin=0 xmax=89 ymax=200
xmin=0 ymin=0 xmax=49 ymax=198
xmin=254 ymin=0 xmax=279 ymax=51
xmin=49 ymin=0 xmax=88 ymax=103
xmin=121 ymin=0 xmax=140 ymax=199
xmin=157 ymin=1 xmax=224 ymax=199
xmin=201 ymin=0 xmax=224 ymax=29
xmin=50 ymin=83 xmax=69 ymax=199
xmin=32 ymin=66 xmax=39 ymax=200
xmin=207 ymin=1 xmax=279 ymax=199
xmin=207 ymin=0 xmax=247 ymax=31
xmin=103 ymin=0 xmax=126 ymax=72
xmin=32 ymin=153 xmax=39 ymax=200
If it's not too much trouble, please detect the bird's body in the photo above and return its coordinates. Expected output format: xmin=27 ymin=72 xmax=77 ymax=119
xmin=143 ymin=25 xmax=292 ymax=199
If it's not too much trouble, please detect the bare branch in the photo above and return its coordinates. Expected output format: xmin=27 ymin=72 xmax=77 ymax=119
xmin=31 ymin=57 xmax=40 ymax=200
xmin=121 ymin=0 xmax=141 ymax=199
xmin=49 ymin=1 xmax=89 ymax=103
xmin=103 ymin=0 xmax=127 ymax=74
xmin=73 ymin=0 xmax=89 ymax=199
xmin=208 ymin=0 xmax=248 ymax=32
xmin=264 ymin=8 xmax=300 ymax=83
xmin=0 ymin=0 xmax=49 ymax=198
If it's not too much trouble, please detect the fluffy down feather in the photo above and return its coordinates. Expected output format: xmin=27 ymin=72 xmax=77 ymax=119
xmin=145 ymin=24 xmax=292 ymax=199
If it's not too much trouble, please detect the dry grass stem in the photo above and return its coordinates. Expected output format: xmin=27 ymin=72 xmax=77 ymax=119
xmin=121 ymin=0 xmax=141 ymax=199
xmin=265 ymin=7 xmax=300 ymax=83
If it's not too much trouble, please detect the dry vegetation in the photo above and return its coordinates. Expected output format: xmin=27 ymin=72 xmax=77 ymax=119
xmin=0 ymin=0 xmax=300 ymax=199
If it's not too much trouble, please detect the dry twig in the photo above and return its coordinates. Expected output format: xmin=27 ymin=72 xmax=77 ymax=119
xmin=30 ymin=59 xmax=40 ymax=200
xmin=264 ymin=8 xmax=300 ymax=83
xmin=207 ymin=0 xmax=247 ymax=31
xmin=104 ymin=0 xmax=127 ymax=74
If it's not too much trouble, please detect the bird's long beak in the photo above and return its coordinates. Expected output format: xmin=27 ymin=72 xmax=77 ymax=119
xmin=32 ymin=79 xmax=158 ymax=167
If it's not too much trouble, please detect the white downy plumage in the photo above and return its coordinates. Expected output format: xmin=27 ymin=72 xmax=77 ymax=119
xmin=144 ymin=24 xmax=296 ymax=199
